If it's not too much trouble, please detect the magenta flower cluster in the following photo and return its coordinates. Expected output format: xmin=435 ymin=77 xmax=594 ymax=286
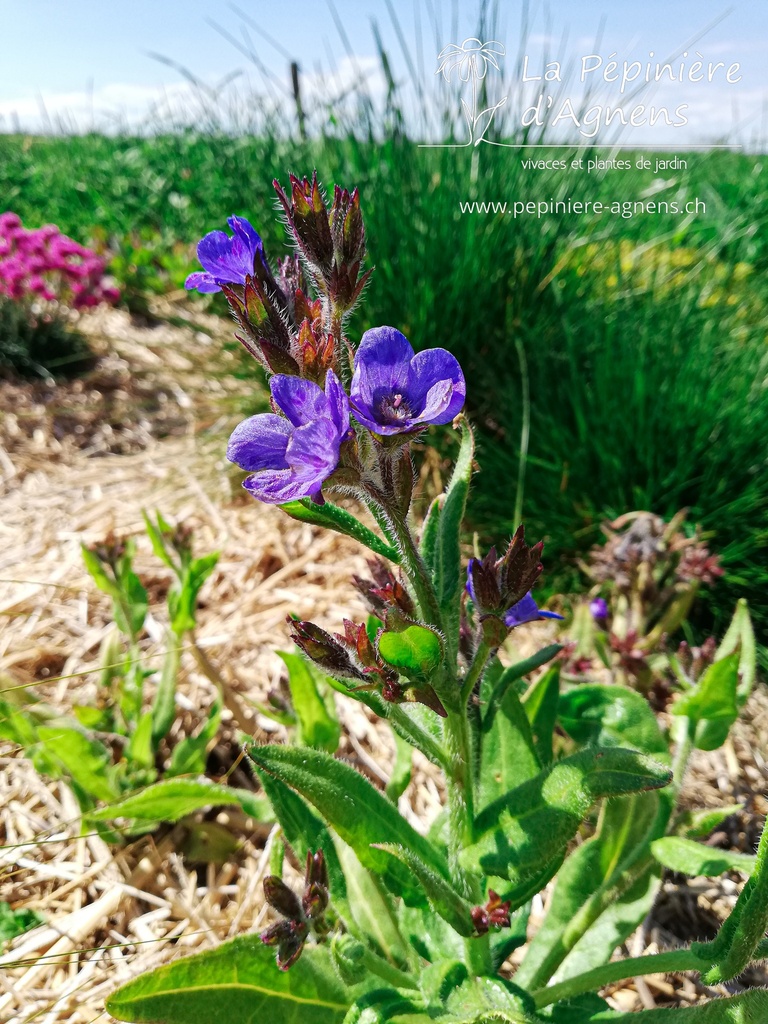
xmin=0 ymin=212 xmax=120 ymax=309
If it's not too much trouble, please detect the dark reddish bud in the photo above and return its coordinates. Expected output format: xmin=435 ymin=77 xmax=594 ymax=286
xmin=274 ymin=172 xmax=334 ymax=275
xmin=353 ymin=560 xmax=415 ymax=618
xmin=290 ymin=618 xmax=366 ymax=681
xmin=330 ymin=185 xmax=365 ymax=266
xmin=305 ymin=849 xmax=329 ymax=890
xmin=466 ymin=547 xmax=503 ymax=613
xmin=498 ymin=525 xmax=545 ymax=608
xmin=472 ymin=890 xmax=511 ymax=934
xmin=296 ymin=318 xmax=336 ymax=382
xmin=302 ymin=882 xmax=329 ymax=920
xmin=263 ymin=875 xmax=304 ymax=919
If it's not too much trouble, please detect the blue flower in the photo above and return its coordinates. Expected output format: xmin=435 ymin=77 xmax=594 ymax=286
xmin=504 ymin=592 xmax=564 ymax=629
xmin=589 ymin=597 xmax=608 ymax=620
xmin=350 ymin=326 xmax=465 ymax=435
xmin=185 ymin=216 xmax=266 ymax=293
xmin=227 ymin=371 xmax=350 ymax=504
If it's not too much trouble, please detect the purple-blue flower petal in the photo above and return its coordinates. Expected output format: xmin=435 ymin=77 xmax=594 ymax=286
xmin=228 ymin=216 xmax=265 ymax=260
xmin=412 ymin=379 xmax=455 ymax=426
xmin=286 ymin=418 xmax=341 ymax=476
xmin=324 ymin=369 xmax=352 ymax=437
xmin=226 ymin=414 xmax=291 ymax=472
xmin=184 ymin=271 xmax=221 ymax=293
xmin=243 ymin=468 xmax=315 ymax=504
xmin=407 ymin=347 xmax=465 ymax=407
xmin=188 ymin=217 xmax=265 ymax=293
xmin=351 ymin=327 xmax=413 ymax=410
xmin=271 ymin=375 xmax=329 ymax=427
xmin=504 ymin=591 xmax=564 ymax=628
xmin=465 ymin=560 xmax=478 ymax=603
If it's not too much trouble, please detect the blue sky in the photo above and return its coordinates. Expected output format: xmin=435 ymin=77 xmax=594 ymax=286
xmin=1 ymin=0 xmax=766 ymax=145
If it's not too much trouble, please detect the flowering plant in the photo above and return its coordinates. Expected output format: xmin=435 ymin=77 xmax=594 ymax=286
xmin=0 ymin=212 xmax=119 ymax=308
xmin=108 ymin=175 xmax=767 ymax=1024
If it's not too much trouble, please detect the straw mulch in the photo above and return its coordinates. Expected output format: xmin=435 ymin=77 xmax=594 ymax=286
xmin=0 ymin=304 xmax=766 ymax=1022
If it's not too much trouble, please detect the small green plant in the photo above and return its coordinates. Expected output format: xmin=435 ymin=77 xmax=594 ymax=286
xmin=105 ymin=173 xmax=768 ymax=1024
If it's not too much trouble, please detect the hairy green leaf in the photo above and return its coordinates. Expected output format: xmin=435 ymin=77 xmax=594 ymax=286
xmin=433 ymin=417 xmax=474 ymax=656
xmin=585 ymin=988 xmax=768 ymax=1021
xmin=522 ymin=665 xmax=560 ymax=765
xmin=715 ymin=599 xmax=756 ymax=704
xmin=651 ymin=836 xmax=756 ymax=877
xmin=479 ymin=684 xmax=541 ymax=812
xmin=36 ymin=726 xmax=118 ymax=803
xmin=248 ymin=745 xmax=449 ymax=904
xmin=166 ymin=697 xmax=221 ymax=777
xmin=673 ymin=653 xmax=740 ymax=751
xmin=151 ymin=640 xmax=179 ymax=748
xmin=677 ymin=805 xmax=743 ymax=839
xmin=280 ymin=499 xmax=399 ymax=563
xmin=87 ymin=778 xmax=270 ymax=823
xmin=462 ymin=748 xmax=671 ymax=881
xmin=558 ymin=684 xmax=669 ymax=760
xmin=483 ymin=645 xmax=563 ymax=712
xmin=106 ymin=936 xmax=351 ymax=1024
xmin=373 ymin=843 xmax=475 ymax=935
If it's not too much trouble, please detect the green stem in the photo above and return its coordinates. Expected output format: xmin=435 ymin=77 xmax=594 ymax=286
xmin=532 ymin=948 xmax=708 ymax=1009
xmin=460 ymin=640 xmax=492 ymax=707
xmin=387 ymin=510 xmax=444 ymax=633
xmin=359 ymin=945 xmax=420 ymax=991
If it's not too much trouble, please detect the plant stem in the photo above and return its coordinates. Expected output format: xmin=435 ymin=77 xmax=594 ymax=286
xmin=460 ymin=639 xmax=492 ymax=707
xmin=532 ymin=948 xmax=708 ymax=1009
xmin=359 ymin=945 xmax=420 ymax=991
xmin=513 ymin=333 xmax=529 ymax=529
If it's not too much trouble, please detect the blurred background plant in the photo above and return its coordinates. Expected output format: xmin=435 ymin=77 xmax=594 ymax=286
xmin=0 ymin=211 xmax=119 ymax=378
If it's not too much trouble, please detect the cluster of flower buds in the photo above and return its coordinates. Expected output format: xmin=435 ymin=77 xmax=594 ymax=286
xmin=586 ymin=510 xmax=722 ymax=600
xmin=675 ymin=636 xmax=717 ymax=682
xmin=260 ymin=850 xmax=329 ymax=970
xmin=465 ymin=525 xmax=562 ymax=648
xmin=470 ymin=890 xmax=511 ymax=935
xmin=289 ymin=615 xmax=446 ymax=717
xmin=0 ymin=212 xmax=120 ymax=309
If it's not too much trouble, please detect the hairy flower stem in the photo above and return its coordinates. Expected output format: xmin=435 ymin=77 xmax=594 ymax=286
xmin=460 ymin=640 xmax=493 ymax=707
xmin=358 ymin=946 xmax=420 ymax=991
xmin=532 ymin=948 xmax=709 ymax=1009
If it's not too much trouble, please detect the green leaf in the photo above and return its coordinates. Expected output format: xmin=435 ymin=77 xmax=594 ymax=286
xmin=479 ymin=684 xmax=541 ymax=813
xmin=279 ymin=652 xmax=340 ymax=753
xmin=462 ymin=748 xmax=671 ymax=881
xmin=522 ymin=665 xmax=561 ymax=766
xmin=419 ymin=496 xmax=442 ymax=577
xmin=433 ymin=417 xmax=474 ymax=655
xmin=248 ymin=744 xmax=449 ymax=905
xmin=151 ymin=640 xmax=180 ymax=748
xmin=715 ymin=599 xmax=756 ymax=705
xmin=0 ymin=902 xmax=45 ymax=947
xmin=166 ymin=697 xmax=221 ymax=777
xmin=36 ymin=726 xmax=119 ymax=803
xmin=121 ymin=564 xmax=149 ymax=638
xmin=88 ymin=779 xmax=271 ymax=824
xmin=515 ymin=793 xmax=662 ymax=989
xmin=542 ymin=993 xmax=611 ymax=1022
xmin=280 ymin=499 xmax=399 ymax=563
xmin=126 ymin=711 xmax=156 ymax=770
xmin=378 ymin=626 xmax=443 ymax=682
xmin=386 ymin=731 xmax=413 ymax=802
xmin=169 ymin=552 xmax=220 ymax=635
xmin=254 ymin=769 xmax=351 ymax=916
xmin=584 ymin=989 xmax=768 ymax=1021
xmin=673 ymin=652 xmax=740 ymax=751
xmin=558 ymin=684 xmax=669 ymax=760
xmin=142 ymin=510 xmax=175 ymax=570
xmin=106 ymin=936 xmax=351 ymax=1024
xmin=334 ymin=837 xmax=409 ymax=965
xmin=677 ymin=805 xmax=743 ymax=839
xmin=483 ymin=645 xmax=563 ymax=712
xmin=651 ymin=836 xmax=756 ymax=877
xmin=373 ymin=843 xmax=475 ymax=936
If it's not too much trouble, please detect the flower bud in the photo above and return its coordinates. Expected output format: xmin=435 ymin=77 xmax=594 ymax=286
xmin=274 ymin=172 xmax=334 ymax=276
xmin=263 ymin=875 xmax=304 ymax=920
xmin=289 ymin=618 xmax=366 ymax=681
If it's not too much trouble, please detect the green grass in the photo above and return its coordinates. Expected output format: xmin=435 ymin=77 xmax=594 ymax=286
xmin=2 ymin=130 xmax=766 ymax=640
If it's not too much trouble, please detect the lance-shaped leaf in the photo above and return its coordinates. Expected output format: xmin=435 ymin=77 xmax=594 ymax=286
xmin=479 ymin=683 xmax=541 ymax=813
xmin=673 ymin=652 xmax=740 ymax=751
xmin=106 ymin=936 xmax=351 ymax=1024
xmin=482 ymin=644 xmax=563 ymax=712
xmin=715 ymin=598 xmax=756 ymax=704
xmin=651 ymin=836 xmax=756 ymax=877
xmin=372 ymin=843 xmax=475 ymax=936
xmin=151 ymin=640 xmax=179 ymax=748
xmin=558 ymin=684 xmax=669 ymax=761
xmin=87 ymin=778 xmax=271 ymax=824
xmin=461 ymin=748 xmax=671 ymax=881
xmin=521 ymin=665 xmax=561 ymax=766
xmin=516 ymin=793 xmax=662 ymax=990
xmin=419 ymin=496 xmax=442 ymax=577
xmin=280 ymin=499 xmax=399 ymax=563
xmin=581 ymin=989 xmax=768 ymax=1022
xmin=433 ymin=417 xmax=474 ymax=656
xmin=248 ymin=745 xmax=450 ymax=905
xmin=378 ymin=625 xmax=443 ymax=682
xmin=279 ymin=651 xmax=340 ymax=753
xmin=677 ymin=804 xmax=743 ymax=839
